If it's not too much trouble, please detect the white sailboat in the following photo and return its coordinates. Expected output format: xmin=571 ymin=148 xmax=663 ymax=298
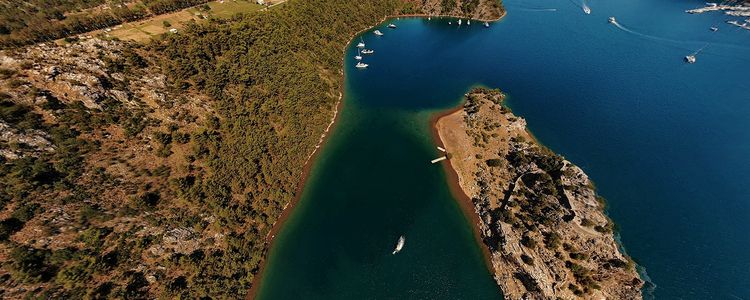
xmin=357 ymin=37 xmax=365 ymax=48
xmin=458 ymin=19 xmax=463 ymax=26
xmin=355 ymin=49 xmax=362 ymax=60
xmin=467 ymin=20 xmax=471 ymax=25
xmin=392 ymin=236 xmax=405 ymax=254
xmin=484 ymin=22 xmax=490 ymax=28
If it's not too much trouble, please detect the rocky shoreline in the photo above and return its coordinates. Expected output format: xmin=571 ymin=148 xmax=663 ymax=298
xmin=435 ymin=88 xmax=643 ymax=299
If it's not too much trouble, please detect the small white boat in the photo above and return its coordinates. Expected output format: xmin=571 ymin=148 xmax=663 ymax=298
xmin=685 ymin=55 xmax=696 ymax=64
xmin=357 ymin=37 xmax=365 ymax=48
xmin=608 ymin=16 xmax=616 ymax=24
xmin=355 ymin=49 xmax=362 ymax=60
xmin=467 ymin=20 xmax=471 ymax=25
xmin=484 ymin=22 xmax=490 ymax=28
xmin=388 ymin=23 xmax=396 ymax=28
xmin=583 ymin=6 xmax=591 ymax=14
xmin=448 ymin=21 xmax=452 ymax=25
xmin=362 ymin=49 xmax=374 ymax=54
xmin=392 ymin=236 xmax=405 ymax=254
xmin=710 ymin=26 xmax=718 ymax=31
xmin=458 ymin=19 xmax=463 ymax=26
xmin=355 ymin=62 xmax=369 ymax=69
xmin=374 ymin=30 xmax=383 ymax=36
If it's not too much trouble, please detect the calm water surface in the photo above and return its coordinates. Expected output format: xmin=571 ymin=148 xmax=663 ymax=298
xmin=257 ymin=0 xmax=750 ymax=298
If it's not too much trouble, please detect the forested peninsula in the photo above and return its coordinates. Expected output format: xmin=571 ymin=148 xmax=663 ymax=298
xmin=0 ymin=0 xmax=504 ymax=298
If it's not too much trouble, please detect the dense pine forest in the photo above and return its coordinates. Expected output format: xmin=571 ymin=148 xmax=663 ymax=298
xmin=0 ymin=0 xmax=503 ymax=298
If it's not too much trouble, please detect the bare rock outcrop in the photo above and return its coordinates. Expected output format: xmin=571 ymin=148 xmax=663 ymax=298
xmin=435 ymin=88 xmax=643 ymax=299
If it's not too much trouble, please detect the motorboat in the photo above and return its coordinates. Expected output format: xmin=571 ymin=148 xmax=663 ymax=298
xmin=392 ymin=236 xmax=405 ymax=254
xmin=685 ymin=55 xmax=696 ymax=64
xmin=608 ymin=16 xmax=616 ymax=24
xmin=356 ymin=62 xmax=369 ymax=68
xmin=374 ymin=30 xmax=383 ymax=36
xmin=388 ymin=23 xmax=397 ymax=28
xmin=362 ymin=49 xmax=374 ymax=54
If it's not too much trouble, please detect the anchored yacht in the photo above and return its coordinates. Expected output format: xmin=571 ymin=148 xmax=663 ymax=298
xmin=355 ymin=49 xmax=362 ymax=60
xmin=362 ymin=49 xmax=374 ymax=54
xmin=355 ymin=62 xmax=369 ymax=69
xmin=685 ymin=55 xmax=696 ymax=64
xmin=458 ymin=19 xmax=462 ymax=26
xmin=357 ymin=37 xmax=365 ymax=48
xmin=484 ymin=22 xmax=490 ymax=28
xmin=388 ymin=23 xmax=397 ymax=28
xmin=374 ymin=30 xmax=383 ymax=36
xmin=392 ymin=236 xmax=405 ymax=254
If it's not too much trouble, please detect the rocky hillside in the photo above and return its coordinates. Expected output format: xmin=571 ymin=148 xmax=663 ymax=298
xmin=401 ymin=0 xmax=505 ymax=20
xmin=435 ymin=88 xmax=643 ymax=299
xmin=0 ymin=37 xmax=218 ymax=298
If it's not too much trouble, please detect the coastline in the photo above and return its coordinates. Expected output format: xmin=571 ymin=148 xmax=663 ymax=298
xmin=432 ymin=89 xmax=643 ymax=298
xmin=248 ymin=10 xmax=507 ymax=299
xmin=429 ymin=106 xmax=502 ymax=290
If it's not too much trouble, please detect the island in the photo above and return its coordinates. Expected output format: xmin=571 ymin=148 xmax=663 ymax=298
xmin=435 ymin=88 xmax=643 ymax=299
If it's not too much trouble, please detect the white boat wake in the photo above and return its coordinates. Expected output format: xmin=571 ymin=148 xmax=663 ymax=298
xmin=509 ymin=5 xmax=557 ymax=12
xmin=610 ymin=18 xmax=750 ymax=52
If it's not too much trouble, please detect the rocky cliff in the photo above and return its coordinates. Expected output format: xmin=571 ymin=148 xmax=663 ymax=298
xmin=401 ymin=0 xmax=505 ymax=20
xmin=435 ymin=88 xmax=643 ymax=299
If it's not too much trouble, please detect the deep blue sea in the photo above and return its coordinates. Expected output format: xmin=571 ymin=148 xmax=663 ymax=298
xmin=258 ymin=0 xmax=750 ymax=298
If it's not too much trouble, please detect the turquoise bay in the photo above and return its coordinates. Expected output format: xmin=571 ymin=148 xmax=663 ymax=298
xmin=258 ymin=0 xmax=750 ymax=298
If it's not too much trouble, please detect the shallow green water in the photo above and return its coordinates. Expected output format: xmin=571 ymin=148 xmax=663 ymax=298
xmin=255 ymin=97 xmax=500 ymax=298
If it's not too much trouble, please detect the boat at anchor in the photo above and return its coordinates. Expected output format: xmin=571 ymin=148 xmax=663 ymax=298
xmin=392 ymin=236 xmax=405 ymax=254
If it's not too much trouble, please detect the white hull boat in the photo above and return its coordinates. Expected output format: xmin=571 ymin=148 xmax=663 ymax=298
xmin=392 ymin=236 xmax=405 ymax=254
